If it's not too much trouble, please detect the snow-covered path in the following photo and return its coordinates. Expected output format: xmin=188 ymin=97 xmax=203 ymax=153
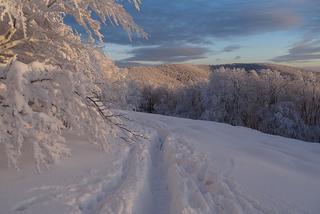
xmin=1 ymin=111 xmax=320 ymax=214
xmin=148 ymin=130 xmax=170 ymax=214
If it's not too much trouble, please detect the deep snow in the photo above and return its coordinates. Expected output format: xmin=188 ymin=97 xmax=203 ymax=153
xmin=1 ymin=111 xmax=320 ymax=214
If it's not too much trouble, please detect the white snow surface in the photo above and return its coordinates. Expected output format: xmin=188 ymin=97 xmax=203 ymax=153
xmin=1 ymin=111 xmax=320 ymax=214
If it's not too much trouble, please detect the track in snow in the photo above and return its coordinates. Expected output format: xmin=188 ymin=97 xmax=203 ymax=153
xmin=148 ymin=133 xmax=170 ymax=214
xmin=10 ymin=128 xmax=283 ymax=214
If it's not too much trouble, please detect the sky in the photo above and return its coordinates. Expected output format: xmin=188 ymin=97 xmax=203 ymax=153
xmin=101 ymin=0 xmax=320 ymax=67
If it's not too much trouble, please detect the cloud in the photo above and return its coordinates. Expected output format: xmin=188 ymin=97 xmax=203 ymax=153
xmin=271 ymin=0 xmax=320 ymax=63
xmin=234 ymin=56 xmax=242 ymax=60
xmin=102 ymin=0 xmax=302 ymax=46
xmin=273 ymin=54 xmax=320 ymax=62
xmin=122 ymin=45 xmax=209 ymax=63
xmin=272 ymin=38 xmax=320 ymax=62
xmin=222 ymin=45 xmax=241 ymax=53
xmin=99 ymin=0 xmax=320 ymax=64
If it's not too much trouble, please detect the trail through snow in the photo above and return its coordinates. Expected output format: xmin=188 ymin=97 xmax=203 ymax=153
xmin=148 ymin=129 xmax=170 ymax=214
xmin=1 ymin=111 xmax=320 ymax=214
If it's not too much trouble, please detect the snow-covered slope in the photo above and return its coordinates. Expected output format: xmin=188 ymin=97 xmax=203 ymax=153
xmin=1 ymin=111 xmax=320 ymax=214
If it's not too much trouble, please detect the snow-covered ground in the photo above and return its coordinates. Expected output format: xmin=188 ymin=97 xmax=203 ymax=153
xmin=1 ymin=111 xmax=320 ymax=214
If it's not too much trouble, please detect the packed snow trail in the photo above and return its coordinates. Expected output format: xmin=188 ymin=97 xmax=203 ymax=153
xmin=1 ymin=112 xmax=320 ymax=213
xmin=148 ymin=127 xmax=171 ymax=214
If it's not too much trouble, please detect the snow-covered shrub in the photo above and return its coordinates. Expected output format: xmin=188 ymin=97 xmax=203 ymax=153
xmin=256 ymin=102 xmax=307 ymax=139
xmin=123 ymin=80 xmax=143 ymax=111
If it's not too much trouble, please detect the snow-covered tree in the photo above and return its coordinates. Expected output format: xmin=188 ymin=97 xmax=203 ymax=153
xmin=0 ymin=0 xmax=146 ymax=171
xmin=201 ymin=67 xmax=320 ymax=142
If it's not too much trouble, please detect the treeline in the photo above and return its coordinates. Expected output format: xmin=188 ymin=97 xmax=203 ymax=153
xmin=127 ymin=67 xmax=320 ymax=142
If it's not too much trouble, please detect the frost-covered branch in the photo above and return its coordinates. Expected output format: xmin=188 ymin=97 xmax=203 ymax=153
xmin=74 ymin=90 xmax=146 ymax=143
xmin=0 ymin=0 xmax=146 ymax=66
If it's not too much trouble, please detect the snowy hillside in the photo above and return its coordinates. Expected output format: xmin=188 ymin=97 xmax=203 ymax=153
xmin=1 ymin=111 xmax=320 ymax=214
xmin=127 ymin=64 xmax=211 ymax=89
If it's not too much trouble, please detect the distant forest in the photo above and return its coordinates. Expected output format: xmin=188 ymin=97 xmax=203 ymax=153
xmin=125 ymin=64 xmax=320 ymax=142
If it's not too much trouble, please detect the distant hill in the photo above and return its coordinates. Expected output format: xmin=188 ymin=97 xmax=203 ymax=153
xmin=211 ymin=63 xmax=320 ymax=79
xmin=210 ymin=63 xmax=270 ymax=71
xmin=126 ymin=63 xmax=319 ymax=88
xmin=126 ymin=64 xmax=211 ymax=88
xmin=304 ymin=67 xmax=320 ymax=72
